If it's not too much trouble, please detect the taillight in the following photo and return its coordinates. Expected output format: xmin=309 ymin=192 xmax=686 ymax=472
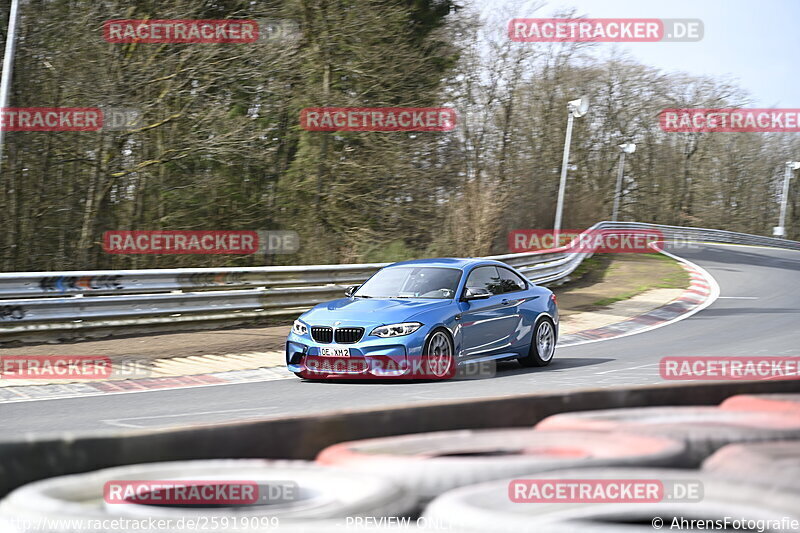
xmin=550 ymin=293 xmax=557 ymax=304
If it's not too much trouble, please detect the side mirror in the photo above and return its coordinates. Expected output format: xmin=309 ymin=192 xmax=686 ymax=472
xmin=463 ymin=287 xmax=492 ymax=300
xmin=345 ymin=285 xmax=360 ymax=297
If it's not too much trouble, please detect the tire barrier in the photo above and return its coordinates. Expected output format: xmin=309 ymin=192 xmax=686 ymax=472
xmin=0 ymin=460 xmax=415 ymax=532
xmin=720 ymin=394 xmax=800 ymax=415
xmin=316 ymin=429 xmax=688 ymax=504
xmin=535 ymin=406 xmax=800 ymax=466
xmin=702 ymin=441 xmax=800 ymax=493
xmin=421 ymin=467 xmax=800 ymax=533
xmin=4 ymin=381 xmax=799 ymax=501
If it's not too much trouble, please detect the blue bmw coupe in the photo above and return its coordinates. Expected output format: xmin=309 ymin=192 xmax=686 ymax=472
xmin=286 ymin=258 xmax=558 ymax=380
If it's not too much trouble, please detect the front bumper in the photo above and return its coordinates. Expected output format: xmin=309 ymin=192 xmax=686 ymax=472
xmin=286 ymin=327 xmax=428 ymax=376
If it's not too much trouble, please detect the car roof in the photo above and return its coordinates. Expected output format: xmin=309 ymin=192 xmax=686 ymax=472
xmin=387 ymin=257 xmax=505 ymax=270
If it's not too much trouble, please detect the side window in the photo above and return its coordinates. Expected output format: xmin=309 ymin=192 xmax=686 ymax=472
xmin=465 ymin=266 xmax=501 ymax=295
xmin=498 ymin=267 xmax=528 ymax=292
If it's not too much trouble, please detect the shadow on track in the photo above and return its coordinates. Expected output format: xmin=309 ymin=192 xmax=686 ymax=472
xmin=296 ymin=357 xmax=614 ymax=385
xmin=691 ymin=307 xmax=800 ymax=318
xmin=686 ymin=246 xmax=800 ymax=273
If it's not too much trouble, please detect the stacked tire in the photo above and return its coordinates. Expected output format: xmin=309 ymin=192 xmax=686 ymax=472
xmin=317 ymin=428 xmax=688 ymax=506
xmin=314 ymin=394 xmax=800 ymax=531
xmin=720 ymin=393 xmax=800 ymax=415
xmin=534 ymin=405 xmax=800 ymax=466
xmin=416 ymin=395 xmax=800 ymax=532
xmin=7 ymin=394 xmax=800 ymax=532
xmin=702 ymin=441 xmax=800 ymax=493
xmin=421 ymin=467 xmax=800 ymax=532
xmin=0 ymin=460 xmax=415 ymax=532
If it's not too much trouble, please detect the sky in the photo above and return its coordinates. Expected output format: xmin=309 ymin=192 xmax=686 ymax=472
xmin=478 ymin=0 xmax=800 ymax=107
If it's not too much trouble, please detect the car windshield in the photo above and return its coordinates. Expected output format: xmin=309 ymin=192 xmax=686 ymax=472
xmin=355 ymin=267 xmax=462 ymax=299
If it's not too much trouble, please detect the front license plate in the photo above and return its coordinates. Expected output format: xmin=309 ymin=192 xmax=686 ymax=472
xmin=320 ymin=346 xmax=350 ymax=357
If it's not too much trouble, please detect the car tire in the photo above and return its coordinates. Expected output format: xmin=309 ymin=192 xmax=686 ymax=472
xmin=316 ymin=429 xmax=687 ymax=505
xmin=0 ymin=460 xmax=415 ymax=531
xmin=422 ymin=328 xmax=455 ymax=379
xmin=422 ymin=467 xmax=800 ymax=533
xmin=702 ymin=441 xmax=800 ymax=493
xmin=518 ymin=316 xmax=556 ymax=367
xmin=720 ymin=394 xmax=800 ymax=415
xmin=536 ymin=406 xmax=800 ymax=466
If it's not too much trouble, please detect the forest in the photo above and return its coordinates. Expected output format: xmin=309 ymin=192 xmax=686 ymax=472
xmin=1 ymin=0 xmax=798 ymax=271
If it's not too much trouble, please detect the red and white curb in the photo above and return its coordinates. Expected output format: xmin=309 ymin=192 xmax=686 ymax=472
xmin=558 ymin=249 xmax=720 ymax=347
xmin=0 ymin=364 xmax=294 ymax=404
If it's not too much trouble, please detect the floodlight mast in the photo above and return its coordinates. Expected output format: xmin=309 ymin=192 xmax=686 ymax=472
xmin=554 ymin=96 xmax=589 ymax=239
xmin=775 ymin=161 xmax=800 ymax=238
xmin=612 ymin=143 xmax=636 ymax=222
xmin=0 ymin=0 xmax=21 ymax=176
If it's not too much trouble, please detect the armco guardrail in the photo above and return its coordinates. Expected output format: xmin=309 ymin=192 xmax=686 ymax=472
xmin=0 ymin=222 xmax=797 ymax=337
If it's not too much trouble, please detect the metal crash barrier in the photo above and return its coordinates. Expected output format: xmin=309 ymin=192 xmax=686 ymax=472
xmin=0 ymin=222 xmax=797 ymax=337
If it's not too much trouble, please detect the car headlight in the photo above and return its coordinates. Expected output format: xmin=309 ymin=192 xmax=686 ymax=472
xmin=292 ymin=320 xmax=308 ymax=336
xmin=371 ymin=322 xmax=423 ymax=338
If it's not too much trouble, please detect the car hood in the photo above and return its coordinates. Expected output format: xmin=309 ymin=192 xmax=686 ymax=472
xmin=300 ymin=297 xmax=452 ymax=326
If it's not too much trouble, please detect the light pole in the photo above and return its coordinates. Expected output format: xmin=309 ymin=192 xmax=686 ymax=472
xmin=774 ymin=161 xmax=800 ymax=238
xmin=0 ymin=0 xmax=21 ymax=174
xmin=612 ymin=143 xmax=636 ymax=222
xmin=554 ymin=96 xmax=589 ymax=236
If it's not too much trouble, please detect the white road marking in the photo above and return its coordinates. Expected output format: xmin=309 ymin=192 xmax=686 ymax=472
xmin=718 ymin=296 xmax=759 ymax=299
xmin=102 ymin=406 xmax=281 ymax=428
xmin=595 ymin=363 xmax=659 ymax=375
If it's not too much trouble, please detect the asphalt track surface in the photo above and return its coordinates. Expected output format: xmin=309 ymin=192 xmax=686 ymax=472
xmin=1 ymin=243 xmax=798 ymax=438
